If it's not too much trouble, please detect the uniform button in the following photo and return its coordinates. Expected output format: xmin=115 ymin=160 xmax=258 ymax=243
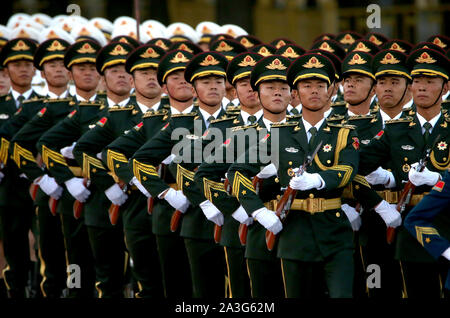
xmin=336 ymin=212 xmax=340 ymax=217
xmin=288 ymin=161 xmax=292 ymax=166
xmin=404 ymin=157 xmax=408 ymax=162
xmin=309 ymin=193 xmax=314 ymax=198
xmin=116 ymin=164 xmax=120 ymax=168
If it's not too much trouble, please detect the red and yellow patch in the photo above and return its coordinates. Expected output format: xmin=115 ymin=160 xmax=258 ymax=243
xmin=96 ymin=117 xmax=108 ymax=127
xmin=352 ymin=137 xmax=360 ymax=150
xmin=432 ymin=180 xmax=445 ymax=192
xmin=67 ymin=110 xmax=77 ymax=118
xmin=161 ymin=122 xmax=170 ymax=131
xmin=37 ymin=107 xmax=47 ymax=117
xmin=374 ymin=130 xmax=384 ymax=140
xmin=134 ymin=122 xmax=143 ymax=131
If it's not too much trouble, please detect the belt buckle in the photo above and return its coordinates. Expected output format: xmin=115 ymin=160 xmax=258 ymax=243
xmin=307 ymin=198 xmax=324 ymax=214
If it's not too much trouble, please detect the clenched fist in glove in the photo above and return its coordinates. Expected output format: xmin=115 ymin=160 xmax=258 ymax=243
xmin=374 ymin=200 xmax=402 ymax=228
xmin=65 ymin=177 xmax=90 ymax=202
xmin=199 ymin=200 xmax=224 ymax=226
xmin=365 ymin=166 xmax=396 ymax=188
xmin=231 ymin=205 xmax=253 ymax=226
xmin=408 ymin=163 xmax=441 ymax=186
xmin=289 ymin=170 xmax=324 ymax=191
xmin=341 ymin=204 xmax=361 ymax=231
xmin=37 ymin=174 xmax=63 ymax=199
xmin=105 ymin=183 xmax=128 ymax=206
xmin=251 ymin=207 xmax=283 ymax=234
xmin=161 ymin=188 xmax=190 ymax=213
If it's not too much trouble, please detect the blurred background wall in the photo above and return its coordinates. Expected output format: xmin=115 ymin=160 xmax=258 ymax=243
xmin=3 ymin=0 xmax=449 ymax=47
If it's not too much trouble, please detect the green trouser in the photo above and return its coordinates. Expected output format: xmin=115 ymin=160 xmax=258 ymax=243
xmin=0 ymin=184 xmax=34 ymax=297
xmin=281 ymin=249 xmax=354 ymax=298
xmin=59 ymin=212 xmax=96 ymax=298
xmin=155 ymin=234 xmax=192 ymax=298
xmin=122 ymin=191 xmax=164 ymax=298
xmin=86 ymin=225 xmax=127 ymax=298
xmin=400 ymin=261 xmax=448 ymax=298
xmin=184 ymin=238 xmax=226 ymax=298
xmin=224 ymin=246 xmax=251 ymax=298
xmin=36 ymin=200 xmax=66 ymax=298
xmin=246 ymin=258 xmax=284 ymax=298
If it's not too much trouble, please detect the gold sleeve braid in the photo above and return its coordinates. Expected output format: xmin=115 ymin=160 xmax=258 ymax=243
xmin=231 ymin=171 xmax=256 ymax=199
xmin=132 ymin=159 xmax=158 ymax=183
xmin=203 ymin=177 xmax=227 ymax=202
xmin=82 ymin=153 xmax=105 ymax=179
xmin=0 ymin=138 xmax=10 ymax=165
xmin=41 ymin=145 xmax=68 ymax=168
xmin=176 ymin=164 xmax=195 ymax=192
xmin=12 ymin=143 xmax=36 ymax=168
xmin=106 ymin=149 xmax=128 ymax=174
xmin=313 ymin=127 xmax=353 ymax=188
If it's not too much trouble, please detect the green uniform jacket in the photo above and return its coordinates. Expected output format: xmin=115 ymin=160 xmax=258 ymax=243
xmin=358 ymin=111 xmax=450 ymax=262
xmin=36 ymin=97 xmax=109 ymax=224
xmin=131 ymin=106 xmax=228 ymax=240
xmin=227 ymin=119 xmax=359 ymax=262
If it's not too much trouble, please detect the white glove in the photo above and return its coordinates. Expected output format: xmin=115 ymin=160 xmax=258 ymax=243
xmin=231 ymin=205 xmax=253 ymax=226
xmin=341 ymin=204 xmax=361 ymax=231
xmin=64 ymin=177 xmax=91 ymax=202
xmin=408 ymin=163 xmax=441 ymax=186
xmin=60 ymin=142 xmax=76 ymax=159
xmin=130 ymin=176 xmax=151 ymax=198
xmin=104 ymin=183 xmax=128 ymax=206
xmin=256 ymin=163 xmax=278 ymax=179
xmin=0 ymin=171 xmax=4 ymax=184
xmin=162 ymin=153 xmax=176 ymax=165
xmin=96 ymin=152 xmax=102 ymax=160
xmin=365 ymin=166 xmax=396 ymax=188
xmin=252 ymin=207 xmax=283 ymax=234
xmin=441 ymin=247 xmax=450 ymax=261
xmin=199 ymin=200 xmax=224 ymax=226
xmin=374 ymin=200 xmax=402 ymax=228
xmin=36 ymin=174 xmax=63 ymax=199
xmin=161 ymin=188 xmax=190 ymax=213
xmin=289 ymin=170 xmax=324 ymax=191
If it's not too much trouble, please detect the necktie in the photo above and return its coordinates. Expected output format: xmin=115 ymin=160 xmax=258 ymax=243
xmin=309 ymin=127 xmax=318 ymax=150
xmin=17 ymin=95 xmax=25 ymax=108
xmin=207 ymin=115 xmax=215 ymax=128
xmin=248 ymin=115 xmax=257 ymax=124
xmin=290 ymin=108 xmax=300 ymax=115
xmin=423 ymin=122 xmax=432 ymax=144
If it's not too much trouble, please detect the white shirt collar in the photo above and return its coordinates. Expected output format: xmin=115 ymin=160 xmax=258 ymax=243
xmin=302 ymin=117 xmax=325 ymax=142
xmin=222 ymin=97 xmax=239 ymax=109
xmin=324 ymin=108 xmax=332 ymax=118
xmin=379 ymin=108 xmax=402 ymax=124
xmin=170 ymin=104 xmax=194 ymax=115
xmin=347 ymin=109 xmax=371 ymax=117
xmin=107 ymin=97 xmax=130 ymax=108
xmin=402 ymin=98 xmax=414 ymax=109
xmin=11 ymin=88 xmax=33 ymax=104
xmin=199 ymin=107 xmax=222 ymax=128
xmin=416 ymin=112 xmax=441 ymax=133
xmin=287 ymin=104 xmax=302 ymax=114
xmin=75 ymin=93 xmax=97 ymax=102
xmin=47 ymin=89 xmax=69 ymax=99
xmin=137 ymin=101 xmax=160 ymax=113
xmin=240 ymin=109 xmax=263 ymax=125
xmin=442 ymin=90 xmax=450 ymax=101
xmin=262 ymin=116 xmax=286 ymax=131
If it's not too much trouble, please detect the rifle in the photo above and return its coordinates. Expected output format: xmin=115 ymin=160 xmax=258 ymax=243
xmin=108 ymin=180 xmax=126 ymax=226
xmin=386 ymin=135 xmax=440 ymax=244
xmin=265 ymin=141 xmax=323 ymax=251
xmin=147 ymin=163 xmax=163 ymax=215
xmin=236 ymin=176 xmax=263 ymax=245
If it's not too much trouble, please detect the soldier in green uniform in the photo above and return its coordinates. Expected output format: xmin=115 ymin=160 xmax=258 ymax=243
xmin=32 ymin=39 xmax=103 ymax=298
xmin=104 ymin=49 xmax=194 ymax=298
xmin=73 ymin=44 xmax=167 ymax=298
xmin=358 ymin=47 xmax=450 ymax=298
xmin=227 ymin=53 xmax=359 ymax=298
xmin=131 ymin=51 xmax=229 ymax=298
xmin=10 ymin=37 xmax=72 ymax=298
xmin=192 ymin=52 xmax=263 ymax=298
xmin=71 ymin=41 xmax=138 ymax=298
xmin=0 ymin=37 xmax=43 ymax=298
xmin=195 ymin=54 xmax=292 ymax=298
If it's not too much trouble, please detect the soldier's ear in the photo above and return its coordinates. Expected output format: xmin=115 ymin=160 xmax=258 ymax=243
xmin=162 ymin=83 xmax=168 ymax=95
xmin=443 ymin=80 xmax=449 ymax=96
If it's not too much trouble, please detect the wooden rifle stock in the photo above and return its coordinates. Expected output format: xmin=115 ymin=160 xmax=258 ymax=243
xmin=147 ymin=197 xmax=154 ymax=215
xmin=238 ymin=176 xmax=263 ymax=246
xmin=108 ymin=181 xmax=125 ymax=226
xmin=170 ymin=210 xmax=182 ymax=232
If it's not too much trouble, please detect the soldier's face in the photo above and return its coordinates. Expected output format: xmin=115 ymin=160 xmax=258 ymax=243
xmin=0 ymin=68 xmax=11 ymax=95
xmin=41 ymin=59 xmax=70 ymax=88
xmin=235 ymin=77 xmax=259 ymax=109
xmin=5 ymin=60 xmax=35 ymax=88
xmin=133 ymin=68 xmax=161 ymax=99
xmin=343 ymin=74 xmax=374 ymax=104
xmin=375 ymin=76 xmax=410 ymax=109
xmin=193 ymin=76 xmax=226 ymax=107
xmin=103 ymin=64 xmax=133 ymax=96
xmin=164 ymin=70 xmax=193 ymax=102
xmin=296 ymin=79 xmax=331 ymax=111
xmin=71 ymin=63 xmax=100 ymax=92
xmin=411 ymin=76 xmax=448 ymax=108
xmin=258 ymin=80 xmax=291 ymax=114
